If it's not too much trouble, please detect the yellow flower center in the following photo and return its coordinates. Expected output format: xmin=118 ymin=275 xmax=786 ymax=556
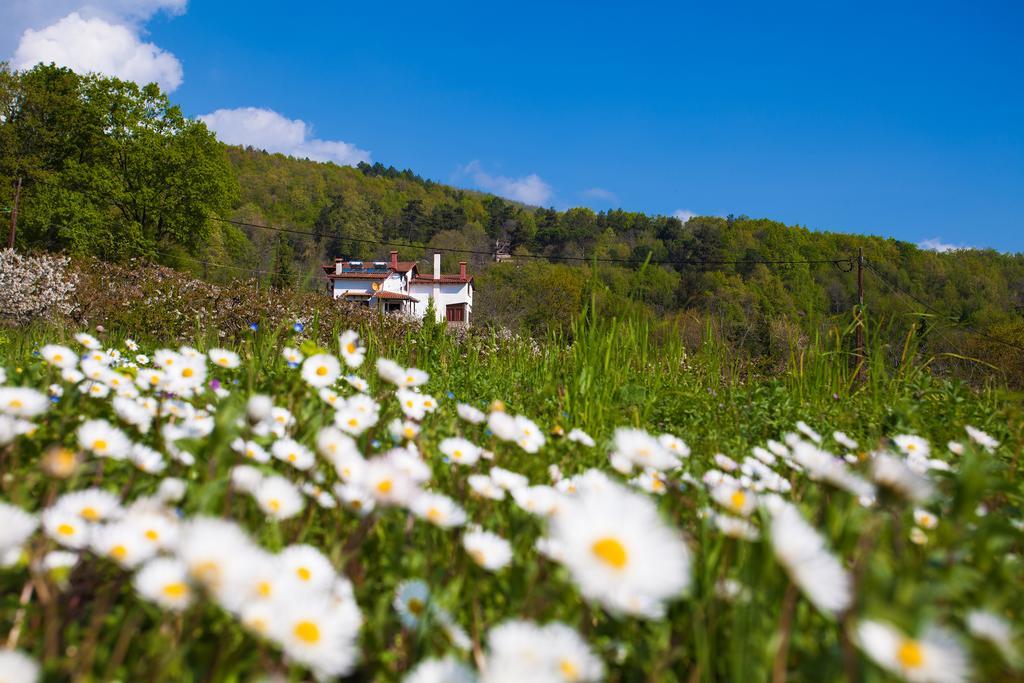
xmin=246 ymin=448 xmax=255 ymax=458
xmin=162 ymin=582 xmax=188 ymax=598
xmin=347 ymin=417 xmax=359 ymax=428
xmin=288 ymin=453 xmax=297 ymax=462
xmin=145 ymin=529 xmax=159 ymax=541
xmin=351 ymin=499 xmax=362 ymax=510
xmin=376 ymin=479 xmax=393 ymax=494
xmin=470 ymin=549 xmax=486 ymax=565
xmin=57 ymin=523 xmax=76 ymax=536
xmin=258 ymin=581 xmax=272 ymax=597
xmin=896 ymin=640 xmax=924 ymax=669
xmin=150 ymin=375 xmax=161 ymax=385
xmin=453 ymin=450 xmax=462 ymax=459
xmin=193 ymin=561 xmax=221 ymax=586
xmin=408 ymin=598 xmax=425 ymax=615
xmin=560 ymin=659 xmax=579 ymax=680
xmin=316 ymin=366 xmax=328 ymax=377
xmin=906 ymin=443 xmax=917 ymax=452
xmin=591 ymin=537 xmax=628 ymax=569
xmin=53 ymin=354 xmax=63 ymax=362
xmin=268 ymin=499 xmax=281 ymax=512
xmin=81 ymin=506 xmax=100 ymax=521
xmin=92 ymin=439 xmax=108 ymax=453
xmin=182 ymin=367 xmax=194 ymax=378
xmin=730 ymin=490 xmax=747 ymax=511
xmin=294 ymin=620 xmax=320 ymax=644
xmin=403 ymin=427 xmax=415 ymax=439
xmin=405 ymin=375 xmax=415 ymax=383
xmin=8 ymin=399 xmax=23 ymax=409
xmin=110 ymin=545 xmax=127 ymax=560
xmin=297 ymin=567 xmax=312 ymax=581
xmin=427 ymin=507 xmax=442 ymax=522
xmin=346 ymin=343 xmax=357 ymax=354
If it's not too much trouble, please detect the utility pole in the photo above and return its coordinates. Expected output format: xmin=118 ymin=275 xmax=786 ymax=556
xmin=6 ymin=176 xmax=22 ymax=249
xmin=855 ymin=247 xmax=865 ymax=381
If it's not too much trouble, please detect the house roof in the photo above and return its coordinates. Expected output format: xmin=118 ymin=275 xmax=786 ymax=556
xmin=339 ymin=291 xmax=373 ymax=298
xmin=325 ymin=271 xmax=389 ymax=280
xmin=392 ymin=261 xmax=418 ymax=273
xmin=373 ymin=290 xmax=418 ymax=301
xmin=410 ymin=275 xmax=474 ymax=285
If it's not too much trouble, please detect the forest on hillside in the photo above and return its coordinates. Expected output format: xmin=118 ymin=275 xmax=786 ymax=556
xmin=2 ymin=64 xmax=1023 ymax=383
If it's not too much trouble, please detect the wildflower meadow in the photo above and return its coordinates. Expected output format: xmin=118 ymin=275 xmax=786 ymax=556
xmin=0 ymin=313 xmax=1021 ymax=682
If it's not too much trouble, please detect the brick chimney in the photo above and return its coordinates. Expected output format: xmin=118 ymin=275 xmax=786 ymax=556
xmin=390 ymin=250 xmax=398 ymax=269
xmin=433 ymin=253 xmax=441 ymax=280
xmin=459 ymin=261 xmax=467 ymax=280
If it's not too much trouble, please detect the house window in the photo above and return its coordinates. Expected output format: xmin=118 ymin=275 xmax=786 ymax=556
xmin=385 ymin=302 xmax=403 ymax=314
xmin=446 ymin=304 xmax=465 ymax=322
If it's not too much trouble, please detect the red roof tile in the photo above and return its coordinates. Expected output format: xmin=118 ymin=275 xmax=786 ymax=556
xmin=410 ymin=275 xmax=473 ymax=285
xmin=373 ymin=290 xmax=418 ymax=301
xmin=326 ymin=272 xmax=389 ymax=280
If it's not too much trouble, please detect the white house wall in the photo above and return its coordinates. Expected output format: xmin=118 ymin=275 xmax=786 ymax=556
xmin=409 ymin=283 xmax=473 ymax=322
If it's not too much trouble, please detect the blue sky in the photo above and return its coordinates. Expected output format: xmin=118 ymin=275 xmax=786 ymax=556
xmin=5 ymin=1 xmax=1023 ymax=252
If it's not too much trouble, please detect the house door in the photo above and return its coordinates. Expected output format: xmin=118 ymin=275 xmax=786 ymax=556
xmin=445 ymin=304 xmax=465 ymax=323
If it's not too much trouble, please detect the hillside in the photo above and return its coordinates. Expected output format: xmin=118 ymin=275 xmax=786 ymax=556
xmin=3 ymin=63 xmax=1023 ymax=384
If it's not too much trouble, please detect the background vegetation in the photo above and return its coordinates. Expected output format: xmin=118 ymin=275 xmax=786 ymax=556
xmin=2 ymin=63 xmax=1022 ymax=385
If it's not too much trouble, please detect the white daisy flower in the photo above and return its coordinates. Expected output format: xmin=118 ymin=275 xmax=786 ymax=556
xmin=439 ymin=437 xmax=482 ymax=466
xmin=463 ymin=529 xmax=512 ymax=571
xmin=129 ymin=443 xmax=166 ymax=474
xmin=266 ymin=596 xmax=362 ymax=679
xmin=282 ymin=347 xmax=304 ymax=366
xmin=208 ymin=348 xmax=241 ymax=369
xmin=468 ymin=474 xmax=505 ymax=500
xmin=512 ymin=485 xmax=563 ymax=517
xmin=548 ymin=479 xmax=691 ymax=617
xmin=893 ymin=434 xmax=930 ymax=459
xmin=404 ymin=656 xmax=477 ymax=683
xmin=610 ymin=427 xmax=680 ymax=472
xmin=271 ymin=438 xmax=315 ymax=470
xmin=0 ymin=387 xmax=49 ymax=418
xmin=964 ymin=425 xmax=999 ymax=452
xmin=966 ymin=610 xmax=1019 ymax=666
xmin=833 ymin=431 xmax=859 ymax=450
xmin=710 ymin=483 xmax=756 ymax=517
xmin=947 ymin=441 xmax=964 ymax=455
xmin=230 ymin=464 xmax=264 ymax=493
xmin=659 ymin=433 xmax=690 ymax=457
xmin=393 ymin=579 xmax=430 ymax=629
xmin=74 ymin=332 xmax=101 ymax=349
xmin=770 ymin=503 xmax=851 ymax=616
xmin=344 ymin=374 xmax=369 ymax=392
xmin=339 ymin=330 xmax=366 ymax=369
xmin=40 ymin=344 xmax=77 ymax=369
xmin=333 ymin=482 xmax=376 ymax=515
xmin=279 ymin=544 xmax=337 ymax=593
xmin=411 ymin=492 xmax=467 ymax=528
xmin=0 ymin=649 xmax=40 ymax=683
xmin=871 ymin=453 xmax=934 ymax=502
xmin=489 ymin=467 xmax=529 ymax=491
xmin=76 ymin=419 xmax=132 ymax=460
xmin=485 ymin=619 xmax=604 ymax=682
xmin=91 ymin=519 xmax=157 ymax=568
xmin=255 ymin=475 xmax=305 ymax=520
xmin=41 ymin=507 xmax=90 ymax=549
xmin=855 ymin=619 xmax=968 ymax=683
xmin=55 ymin=488 xmax=122 ymax=523
xmin=913 ymin=509 xmax=938 ymax=530
xmin=457 ymin=403 xmax=486 ymax=424
xmin=795 ymin=420 xmax=822 ymax=444
xmin=301 ymin=353 xmax=341 ymax=388
xmin=134 ymin=557 xmax=193 ymax=611
xmin=233 ymin=438 xmax=270 ymax=463
xmin=0 ymin=502 xmax=38 ymax=555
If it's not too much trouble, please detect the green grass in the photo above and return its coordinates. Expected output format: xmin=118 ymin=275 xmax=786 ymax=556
xmin=0 ymin=311 xmax=1021 ymax=682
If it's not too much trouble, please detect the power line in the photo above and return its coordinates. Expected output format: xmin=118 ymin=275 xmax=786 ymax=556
xmin=863 ymin=260 xmax=1024 ymax=353
xmin=208 ymin=215 xmax=853 ymax=269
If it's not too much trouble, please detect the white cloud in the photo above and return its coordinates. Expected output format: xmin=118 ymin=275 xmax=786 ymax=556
xmin=12 ymin=11 xmax=183 ymax=92
xmin=918 ymin=238 xmax=974 ymax=253
xmin=198 ymin=107 xmax=371 ymax=166
xmin=1 ymin=1 xmax=186 ymax=55
xmin=673 ymin=209 xmax=696 ymax=222
xmin=461 ymin=161 xmax=553 ymax=206
xmin=582 ymin=187 xmax=618 ymax=204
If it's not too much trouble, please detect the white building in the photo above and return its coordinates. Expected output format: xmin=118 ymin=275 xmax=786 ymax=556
xmin=323 ymin=251 xmax=473 ymax=324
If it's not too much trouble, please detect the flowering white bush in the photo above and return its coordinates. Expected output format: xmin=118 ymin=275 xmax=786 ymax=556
xmin=0 ymin=249 xmax=78 ymax=324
